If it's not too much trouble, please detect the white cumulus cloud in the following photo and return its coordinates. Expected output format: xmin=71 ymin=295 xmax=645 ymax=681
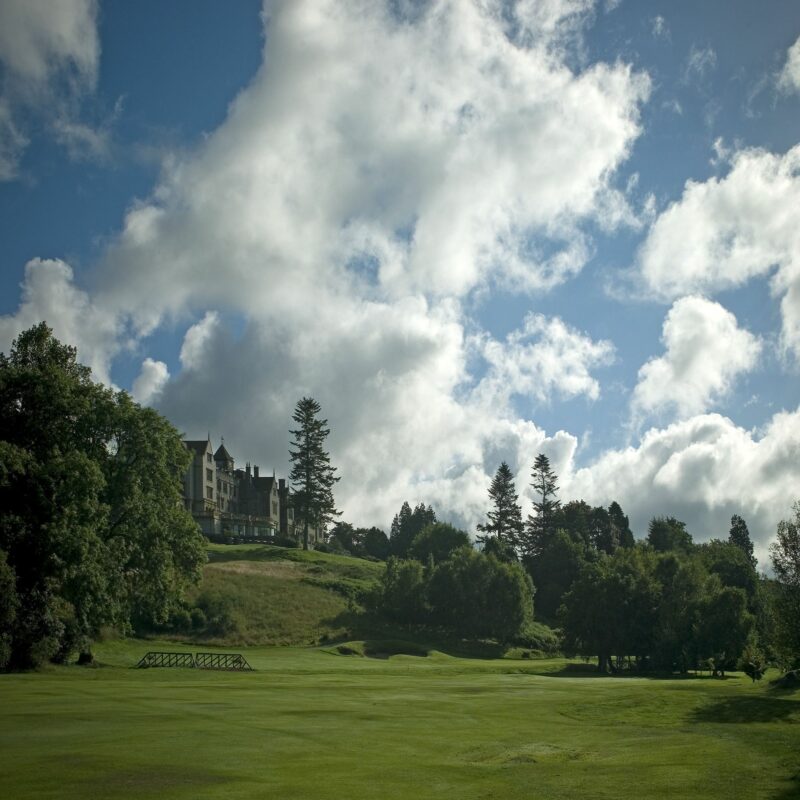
xmin=632 ymin=296 xmax=761 ymax=420
xmin=637 ymin=144 xmax=800 ymax=357
xmin=475 ymin=313 xmax=615 ymax=408
xmin=778 ymin=35 xmax=800 ymax=94
xmin=567 ymin=409 xmax=800 ymax=567
xmin=94 ymin=0 xmax=649 ymax=328
xmin=0 ymin=258 xmax=120 ymax=384
xmin=132 ymin=358 xmax=170 ymax=406
xmin=179 ymin=311 xmax=220 ymax=371
xmin=0 ymin=0 xmax=100 ymax=179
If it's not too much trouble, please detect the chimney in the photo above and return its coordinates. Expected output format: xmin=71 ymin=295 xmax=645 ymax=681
xmin=254 ymin=465 xmax=259 ymax=478
xmin=246 ymin=462 xmax=251 ymax=477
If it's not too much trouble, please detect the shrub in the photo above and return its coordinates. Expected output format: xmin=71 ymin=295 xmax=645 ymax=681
xmin=194 ymin=591 xmax=240 ymax=636
xmin=169 ymin=607 xmax=193 ymax=633
xmin=381 ymin=558 xmax=428 ymax=624
xmin=189 ymin=607 xmax=207 ymax=631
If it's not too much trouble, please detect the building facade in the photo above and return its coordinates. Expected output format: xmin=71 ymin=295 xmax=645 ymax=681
xmin=182 ymin=436 xmax=323 ymax=546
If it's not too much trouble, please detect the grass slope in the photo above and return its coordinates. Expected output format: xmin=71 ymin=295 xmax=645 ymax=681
xmin=185 ymin=544 xmax=383 ymax=646
xmin=1 ymin=642 xmax=798 ymax=799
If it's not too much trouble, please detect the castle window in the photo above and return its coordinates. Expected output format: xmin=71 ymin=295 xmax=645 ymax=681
xmin=272 ymin=501 xmax=278 ymax=516
xmin=206 ymin=487 xmax=213 ymax=500
xmin=207 ymin=468 xmax=213 ymax=481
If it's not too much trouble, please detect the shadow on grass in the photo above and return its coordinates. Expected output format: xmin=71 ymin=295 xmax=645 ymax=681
xmin=690 ymin=695 xmax=799 ymax=724
xmin=538 ymin=662 xmax=723 ymax=681
xmin=772 ymin=772 xmax=800 ymax=799
xmin=320 ymin=610 xmax=511 ymax=660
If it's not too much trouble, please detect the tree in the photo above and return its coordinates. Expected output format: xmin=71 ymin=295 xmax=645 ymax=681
xmin=526 ymin=530 xmax=588 ymax=622
xmin=288 ymin=397 xmax=340 ymax=550
xmin=0 ymin=324 xmax=205 ymax=667
xmin=389 ymin=501 xmax=436 ymax=557
xmin=522 ymin=454 xmax=560 ymax=557
xmin=695 ymin=581 xmax=754 ymax=677
xmin=699 ymin=539 xmax=758 ymax=611
xmin=381 ymin=557 xmax=428 ymax=624
xmin=410 ymin=522 xmax=470 ymax=564
xmin=647 ymin=516 xmax=693 ymax=553
xmin=559 ymin=548 xmax=659 ymax=672
xmin=328 ymin=521 xmax=356 ymax=553
xmin=770 ymin=502 xmax=800 ymax=669
xmin=728 ymin=514 xmax=756 ymax=568
xmin=608 ymin=501 xmax=634 ymax=548
xmin=360 ymin=527 xmax=390 ymax=560
xmin=477 ymin=462 xmax=523 ymax=549
xmin=427 ymin=546 xmax=534 ymax=642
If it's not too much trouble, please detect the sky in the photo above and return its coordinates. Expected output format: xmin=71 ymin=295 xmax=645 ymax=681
xmin=1 ymin=0 xmax=799 ymax=566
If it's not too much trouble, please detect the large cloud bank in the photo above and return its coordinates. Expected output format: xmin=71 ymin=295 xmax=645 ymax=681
xmin=1 ymin=0 xmax=798 ymax=562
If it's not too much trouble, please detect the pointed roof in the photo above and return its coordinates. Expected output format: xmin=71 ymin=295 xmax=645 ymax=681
xmin=185 ymin=439 xmax=212 ymax=456
xmin=214 ymin=439 xmax=234 ymax=466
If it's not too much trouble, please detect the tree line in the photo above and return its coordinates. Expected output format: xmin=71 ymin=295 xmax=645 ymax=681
xmin=326 ymin=455 xmax=798 ymax=675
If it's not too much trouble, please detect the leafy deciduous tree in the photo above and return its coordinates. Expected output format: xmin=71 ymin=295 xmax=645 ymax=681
xmin=647 ymin=516 xmax=693 ymax=553
xmin=770 ymin=502 xmax=800 ymax=669
xmin=409 ymin=522 xmax=470 ymax=564
xmin=0 ymin=324 xmax=205 ymax=668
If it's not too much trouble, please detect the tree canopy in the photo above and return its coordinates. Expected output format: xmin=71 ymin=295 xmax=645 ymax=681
xmin=0 ymin=324 xmax=205 ymax=668
xmin=389 ymin=501 xmax=436 ymax=557
xmin=770 ymin=502 xmax=800 ymax=670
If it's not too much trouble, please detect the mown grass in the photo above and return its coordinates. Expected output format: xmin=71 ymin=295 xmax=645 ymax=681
xmin=1 ymin=640 xmax=798 ymax=799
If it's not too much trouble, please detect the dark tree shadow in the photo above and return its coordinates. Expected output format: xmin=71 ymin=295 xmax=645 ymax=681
xmin=771 ymin=772 xmax=800 ymax=800
xmin=319 ymin=610 xmax=509 ymax=660
xmin=538 ymin=662 xmax=719 ymax=681
xmin=690 ymin=695 xmax=799 ymax=724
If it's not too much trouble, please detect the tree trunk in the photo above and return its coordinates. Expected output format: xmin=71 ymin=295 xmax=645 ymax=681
xmin=303 ymin=518 xmax=309 ymax=551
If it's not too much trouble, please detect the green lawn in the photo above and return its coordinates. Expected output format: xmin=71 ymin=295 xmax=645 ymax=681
xmin=1 ymin=640 xmax=798 ymax=799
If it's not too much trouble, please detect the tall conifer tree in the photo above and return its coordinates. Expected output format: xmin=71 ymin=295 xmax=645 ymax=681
xmin=478 ymin=462 xmax=523 ymax=549
xmin=523 ymin=453 xmax=560 ymax=557
xmin=288 ymin=397 xmax=339 ymax=550
xmin=729 ymin=514 xmax=756 ymax=567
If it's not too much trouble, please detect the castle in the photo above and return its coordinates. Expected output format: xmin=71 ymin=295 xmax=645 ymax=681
xmin=182 ymin=437 xmax=323 ymax=546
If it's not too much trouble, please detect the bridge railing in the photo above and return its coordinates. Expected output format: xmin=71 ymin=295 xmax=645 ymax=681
xmin=195 ymin=652 xmax=253 ymax=671
xmin=136 ymin=651 xmax=254 ymax=671
xmin=137 ymin=651 xmax=196 ymax=668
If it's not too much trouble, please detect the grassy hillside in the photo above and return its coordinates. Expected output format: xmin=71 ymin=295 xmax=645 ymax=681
xmin=2 ymin=642 xmax=798 ymax=799
xmin=181 ymin=544 xmax=384 ymax=646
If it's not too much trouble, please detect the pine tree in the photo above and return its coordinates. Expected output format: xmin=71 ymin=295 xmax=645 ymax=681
xmin=729 ymin=514 xmax=756 ymax=568
xmin=288 ymin=397 xmax=340 ymax=550
xmin=522 ymin=453 xmax=560 ymax=557
xmin=608 ymin=501 xmax=634 ymax=548
xmin=477 ymin=462 xmax=523 ymax=549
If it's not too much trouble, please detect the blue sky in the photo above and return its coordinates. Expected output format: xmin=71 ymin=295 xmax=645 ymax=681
xmin=1 ymin=0 xmax=800 ymax=564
